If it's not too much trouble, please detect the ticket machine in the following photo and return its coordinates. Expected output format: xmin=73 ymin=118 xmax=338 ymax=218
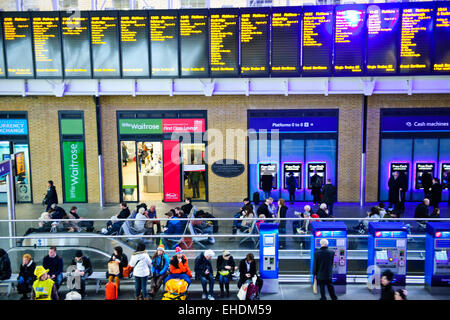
xmin=425 ymin=222 xmax=450 ymax=293
xmin=310 ymin=222 xmax=347 ymax=293
xmin=259 ymin=223 xmax=279 ymax=293
xmin=368 ymin=222 xmax=408 ymax=290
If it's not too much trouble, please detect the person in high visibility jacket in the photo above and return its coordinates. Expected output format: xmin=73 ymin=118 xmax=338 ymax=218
xmin=31 ymin=266 xmax=59 ymax=300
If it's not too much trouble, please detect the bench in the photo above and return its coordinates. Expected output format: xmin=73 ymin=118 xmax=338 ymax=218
xmin=0 ymin=273 xmax=18 ymax=296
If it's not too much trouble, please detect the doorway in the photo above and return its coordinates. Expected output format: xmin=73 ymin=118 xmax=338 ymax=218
xmin=182 ymin=143 xmax=206 ymax=201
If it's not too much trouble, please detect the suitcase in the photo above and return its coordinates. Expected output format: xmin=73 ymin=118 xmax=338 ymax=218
xmin=105 ymin=281 xmax=118 ymax=300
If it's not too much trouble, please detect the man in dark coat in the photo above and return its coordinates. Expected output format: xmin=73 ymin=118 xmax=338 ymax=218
xmin=313 ymin=238 xmax=337 ymax=300
xmin=70 ymin=250 xmax=93 ymax=297
xmin=310 ymin=171 xmax=323 ymax=206
xmin=414 ymin=198 xmax=430 ymax=228
xmin=257 ymin=198 xmax=273 ymax=219
xmin=237 ymin=253 xmax=263 ymax=294
xmin=0 ymin=248 xmax=11 ymax=280
xmin=44 ymin=180 xmax=58 ymax=212
xmin=190 ymin=171 xmax=201 ymax=198
xmin=380 ymin=269 xmax=395 ymax=301
xmin=421 ymin=171 xmax=433 ymax=199
xmin=322 ymin=179 xmax=337 ymax=216
xmin=261 ymin=174 xmax=273 ymax=200
xmin=194 ymin=250 xmax=215 ymax=300
xmin=430 ymin=178 xmax=442 ymax=209
xmin=181 ymin=198 xmax=193 ymax=216
xmin=286 ymin=173 xmax=297 ymax=204
xmin=42 ymin=246 xmax=63 ymax=289
xmin=397 ymin=172 xmax=408 ymax=215
xmin=388 ymin=171 xmax=401 ymax=210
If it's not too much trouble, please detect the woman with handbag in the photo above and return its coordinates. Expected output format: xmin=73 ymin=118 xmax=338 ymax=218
xmin=107 ymin=246 xmax=128 ymax=296
xmin=216 ymin=250 xmax=235 ymax=298
xmin=129 ymin=242 xmax=152 ymax=300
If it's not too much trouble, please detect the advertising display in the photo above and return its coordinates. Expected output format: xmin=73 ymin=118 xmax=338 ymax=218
xmin=259 ymin=163 xmax=278 ymax=190
xmin=14 ymin=152 xmax=25 ymax=175
xmin=163 ymin=140 xmax=181 ymax=202
xmin=119 ymin=118 xmax=205 ymax=135
xmin=283 ymin=162 xmax=302 ymax=189
xmin=442 ymin=163 xmax=450 ymax=189
xmin=307 ymin=162 xmax=326 ymax=189
xmin=0 ymin=119 xmax=28 ymax=135
xmin=62 ymin=141 xmax=86 ymax=202
xmin=415 ymin=162 xmax=435 ymax=189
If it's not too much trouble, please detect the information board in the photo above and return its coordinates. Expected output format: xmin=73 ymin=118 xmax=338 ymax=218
xmin=434 ymin=3 xmax=450 ymax=74
xmin=91 ymin=11 xmax=121 ymax=78
xmin=3 ymin=12 xmax=35 ymax=78
xmin=179 ymin=9 xmax=209 ymax=78
xmin=240 ymin=8 xmax=270 ymax=77
xmin=399 ymin=2 xmax=434 ymax=75
xmin=150 ymin=10 xmax=179 ymax=77
xmin=61 ymin=11 xmax=92 ymax=78
xmin=334 ymin=4 xmax=366 ymax=75
xmin=120 ymin=11 xmax=150 ymax=78
xmin=302 ymin=5 xmax=334 ymax=76
xmin=0 ymin=15 xmax=5 ymax=78
xmin=366 ymin=3 xmax=400 ymax=75
xmin=32 ymin=11 xmax=63 ymax=78
xmin=271 ymin=7 xmax=301 ymax=77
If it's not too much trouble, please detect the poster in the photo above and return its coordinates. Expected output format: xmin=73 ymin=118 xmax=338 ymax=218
xmin=163 ymin=140 xmax=181 ymax=202
xmin=62 ymin=141 xmax=86 ymax=202
xmin=283 ymin=162 xmax=302 ymax=190
xmin=307 ymin=162 xmax=326 ymax=189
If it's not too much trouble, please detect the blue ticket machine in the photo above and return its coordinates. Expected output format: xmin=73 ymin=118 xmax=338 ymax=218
xmin=368 ymin=222 xmax=408 ymax=291
xmin=310 ymin=222 xmax=348 ymax=294
xmin=425 ymin=222 xmax=450 ymax=293
xmin=259 ymin=223 xmax=279 ymax=293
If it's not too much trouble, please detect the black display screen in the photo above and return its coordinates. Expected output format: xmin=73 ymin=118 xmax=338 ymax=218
xmin=209 ymin=8 xmax=239 ymax=77
xmin=120 ymin=11 xmax=150 ymax=78
xmin=150 ymin=10 xmax=179 ymax=78
xmin=240 ymin=8 xmax=269 ymax=77
xmin=3 ymin=12 xmax=35 ymax=78
xmin=90 ymin=10 xmax=121 ymax=78
xmin=399 ymin=2 xmax=434 ymax=75
xmin=366 ymin=3 xmax=400 ymax=75
xmin=61 ymin=11 xmax=92 ymax=78
xmin=0 ymin=15 xmax=5 ymax=78
xmin=179 ymin=9 xmax=209 ymax=78
xmin=334 ymin=4 xmax=366 ymax=75
xmin=302 ymin=5 xmax=334 ymax=76
xmin=32 ymin=11 xmax=63 ymax=78
xmin=434 ymin=2 xmax=450 ymax=74
xmin=271 ymin=7 xmax=301 ymax=77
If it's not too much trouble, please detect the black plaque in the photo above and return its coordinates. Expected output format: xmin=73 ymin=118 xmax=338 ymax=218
xmin=211 ymin=159 xmax=245 ymax=178
xmin=90 ymin=10 xmax=121 ymax=78
xmin=3 ymin=12 xmax=35 ymax=78
xmin=61 ymin=10 xmax=92 ymax=78
xmin=150 ymin=10 xmax=179 ymax=78
xmin=32 ymin=11 xmax=63 ymax=78
xmin=120 ymin=10 xmax=150 ymax=78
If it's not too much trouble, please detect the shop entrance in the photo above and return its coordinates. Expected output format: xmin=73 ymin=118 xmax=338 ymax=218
xmin=182 ymin=143 xmax=206 ymax=200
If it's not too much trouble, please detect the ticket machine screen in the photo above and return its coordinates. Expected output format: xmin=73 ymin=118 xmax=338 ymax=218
xmin=375 ymin=239 xmax=406 ymax=273
xmin=434 ymin=250 xmax=450 ymax=275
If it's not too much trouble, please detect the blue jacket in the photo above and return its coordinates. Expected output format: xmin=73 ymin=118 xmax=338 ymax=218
xmin=152 ymin=253 xmax=169 ymax=276
xmin=166 ymin=217 xmax=184 ymax=235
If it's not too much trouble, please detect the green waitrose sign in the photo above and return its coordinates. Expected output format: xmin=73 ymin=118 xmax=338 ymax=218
xmin=118 ymin=119 xmax=163 ymax=134
xmin=62 ymin=141 xmax=86 ymax=202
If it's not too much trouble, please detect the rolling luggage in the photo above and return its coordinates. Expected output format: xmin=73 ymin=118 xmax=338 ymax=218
xmin=105 ymin=281 xmax=118 ymax=300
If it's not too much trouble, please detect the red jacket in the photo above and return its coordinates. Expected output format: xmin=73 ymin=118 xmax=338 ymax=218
xmin=169 ymin=255 xmax=192 ymax=278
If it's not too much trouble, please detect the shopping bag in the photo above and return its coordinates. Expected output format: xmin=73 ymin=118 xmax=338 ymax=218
xmin=313 ymin=277 xmax=318 ymax=294
xmin=237 ymin=282 xmax=249 ymax=300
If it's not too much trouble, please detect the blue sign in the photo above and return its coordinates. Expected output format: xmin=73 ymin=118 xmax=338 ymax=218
xmin=0 ymin=119 xmax=28 ymax=135
xmin=249 ymin=117 xmax=337 ymax=133
xmin=376 ymin=231 xmax=407 ymax=238
xmin=381 ymin=115 xmax=450 ymax=132
xmin=0 ymin=160 xmax=10 ymax=178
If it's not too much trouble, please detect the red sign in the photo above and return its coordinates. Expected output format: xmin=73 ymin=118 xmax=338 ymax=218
xmin=163 ymin=140 xmax=181 ymax=202
xmin=436 ymin=232 xmax=442 ymax=238
xmin=162 ymin=119 xmax=205 ymax=133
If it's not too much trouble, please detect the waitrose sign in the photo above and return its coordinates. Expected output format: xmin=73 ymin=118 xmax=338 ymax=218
xmin=119 ymin=119 xmax=163 ymax=134
xmin=62 ymin=141 xmax=86 ymax=202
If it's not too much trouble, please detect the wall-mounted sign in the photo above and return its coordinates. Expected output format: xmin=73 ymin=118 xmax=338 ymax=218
xmin=283 ymin=162 xmax=302 ymax=190
xmin=415 ymin=162 xmax=435 ymax=190
xmin=119 ymin=118 xmax=205 ymax=135
xmin=0 ymin=160 xmax=10 ymax=178
xmin=381 ymin=115 xmax=450 ymax=132
xmin=163 ymin=140 xmax=181 ymax=202
xmin=259 ymin=163 xmax=278 ymax=190
xmin=249 ymin=117 xmax=337 ymax=133
xmin=211 ymin=159 xmax=245 ymax=178
xmin=307 ymin=162 xmax=326 ymax=189
xmin=441 ymin=163 xmax=450 ymax=189
xmin=62 ymin=141 xmax=86 ymax=202
xmin=0 ymin=119 xmax=28 ymax=135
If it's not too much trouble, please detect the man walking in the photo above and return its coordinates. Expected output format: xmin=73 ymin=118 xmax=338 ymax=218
xmin=313 ymin=238 xmax=338 ymax=300
xmin=322 ymin=179 xmax=337 ymax=216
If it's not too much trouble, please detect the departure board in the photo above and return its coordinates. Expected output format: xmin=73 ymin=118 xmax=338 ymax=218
xmin=120 ymin=11 xmax=150 ymax=78
xmin=399 ymin=2 xmax=434 ymax=74
xmin=32 ymin=12 xmax=63 ymax=78
xmin=90 ymin=11 xmax=121 ymax=78
xmin=150 ymin=11 xmax=179 ymax=77
xmin=271 ymin=7 xmax=301 ymax=77
xmin=240 ymin=8 xmax=270 ymax=77
xmin=3 ymin=12 xmax=35 ymax=78
xmin=180 ymin=9 xmax=209 ymax=78
xmin=61 ymin=11 xmax=91 ymax=78
xmin=0 ymin=16 xmax=5 ymax=78
xmin=433 ymin=3 xmax=450 ymax=74
xmin=334 ymin=4 xmax=366 ymax=75
xmin=209 ymin=8 xmax=239 ymax=77
xmin=302 ymin=5 xmax=334 ymax=76
xmin=366 ymin=3 xmax=400 ymax=75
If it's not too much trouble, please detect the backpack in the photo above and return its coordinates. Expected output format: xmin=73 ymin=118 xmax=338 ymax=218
xmin=122 ymin=265 xmax=133 ymax=278
xmin=65 ymin=291 xmax=82 ymax=300
xmin=246 ymin=282 xmax=260 ymax=300
xmin=105 ymin=281 xmax=118 ymax=300
xmin=162 ymin=278 xmax=189 ymax=300
xmin=252 ymin=192 xmax=260 ymax=205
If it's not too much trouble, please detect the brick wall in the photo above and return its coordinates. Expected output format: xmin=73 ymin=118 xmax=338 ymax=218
xmin=101 ymin=94 xmax=362 ymax=203
xmin=0 ymin=96 xmax=99 ymax=204
xmin=365 ymin=94 xmax=450 ymax=202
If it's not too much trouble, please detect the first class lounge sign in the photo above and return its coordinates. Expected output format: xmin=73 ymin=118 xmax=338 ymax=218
xmin=119 ymin=118 xmax=205 ymax=134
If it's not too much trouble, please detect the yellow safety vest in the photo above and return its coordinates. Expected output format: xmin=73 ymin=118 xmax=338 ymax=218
xmin=32 ymin=279 xmax=54 ymax=300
